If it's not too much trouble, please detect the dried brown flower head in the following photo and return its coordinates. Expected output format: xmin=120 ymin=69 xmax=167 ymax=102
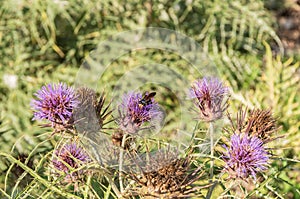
xmin=245 ymin=109 xmax=279 ymax=143
xmin=227 ymin=108 xmax=280 ymax=144
xmin=73 ymin=87 xmax=112 ymax=134
xmin=111 ymin=130 xmax=135 ymax=150
xmin=126 ymin=150 xmax=208 ymax=198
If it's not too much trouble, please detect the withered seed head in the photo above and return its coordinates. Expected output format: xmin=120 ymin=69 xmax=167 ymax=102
xmin=73 ymin=87 xmax=112 ymax=134
xmin=111 ymin=131 xmax=124 ymax=147
xmin=127 ymin=150 xmax=206 ymax=198
xmin=244 ymin=109 xmax=279 ymax=143
xmin=111 ymin=130 xmax=134 ymax=150
xmin=227 ymin=108 xmax=279 ymax=144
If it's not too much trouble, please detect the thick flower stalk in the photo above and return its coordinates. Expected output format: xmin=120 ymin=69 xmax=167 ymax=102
xmin=189 ymin=77 xmax=229 ymax=122
xmin=31 ymin=83 xmax=78 ymax=125
xmin=117 ymin=91 xmax=161 ymax=134
xmin=52 ymin=142 xmax=91 ymax=183
xmin=223 ymin=133 xmax=269 ymax=180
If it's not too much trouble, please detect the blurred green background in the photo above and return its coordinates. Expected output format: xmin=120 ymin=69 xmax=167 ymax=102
xmin=0 ymin=0 xmax=299 ymax=198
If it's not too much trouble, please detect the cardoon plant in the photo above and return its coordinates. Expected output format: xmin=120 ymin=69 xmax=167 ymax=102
xmin=189 ymin=77 xmax=229 ymax=198
xmin=114 ymin=91 xmax=162 ymax=193
xmin=31 ymin=83 xmax=78 ymax=126
xmin=26 ymin=80 xmax=283 ymax=198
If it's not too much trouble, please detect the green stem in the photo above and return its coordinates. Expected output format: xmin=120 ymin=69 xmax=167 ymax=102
xmin=206 ymin=122 xmax=214 ymax=199
xmin=119 ymin=133 xmax=127 ymax=194
xmin=83 ymin=175 xmax=91 ymax=199
xmin=104 ymin=182 xmax=112 ymax=199
xmin=209 ymin=122 xmax=214 ymax=181
xmin=105 ymin=176 xmax=122 ymax=199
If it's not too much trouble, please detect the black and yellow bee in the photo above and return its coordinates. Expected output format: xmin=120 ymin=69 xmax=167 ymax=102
xmin=138 ymin=92 xmax=156 ymax=108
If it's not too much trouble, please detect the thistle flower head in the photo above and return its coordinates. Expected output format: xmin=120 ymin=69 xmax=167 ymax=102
xmin=31 ymin=83 xmax=78 ymax=125
xmin=52 ymin=142 xmax=90 ymax=182
xmin=223 ymin=133 xmax=269 ymax=180
xmin=117 ymin=91 xmax=162 ymax=134
xmin=189 ymin=77 xmax=229 ymax=121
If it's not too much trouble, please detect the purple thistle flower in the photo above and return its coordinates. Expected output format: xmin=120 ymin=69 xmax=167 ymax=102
xmin=31 ymin=83 xmax=78 ymax=125
xmin=223 ymin=133 xmax=269 ymax=180
xmin=189 ymin=77 xmax=229 ymax=121
xmin=117 ymin=91 xmax=162 ymax=134
xmin=52 ymin=142 xmax=90 ymax=182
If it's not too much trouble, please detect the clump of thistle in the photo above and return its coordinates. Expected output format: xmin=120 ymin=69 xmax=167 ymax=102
xmin=73 ymin=87 xmax=112 ymax=134
xmin=116 ymin=91 xmax=162 ymax=134
xmin=52 ymin=142 xmax=91 ymax=184
xmin=189 ymin=77 xmax=229 ymax=121
xmin=126 ymin=149 xmax=207 ymax=198
xmin=222 ymin=133 xmax=269 ymax=180
xmin=31 ymin=83 xmax=78 ymax=127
